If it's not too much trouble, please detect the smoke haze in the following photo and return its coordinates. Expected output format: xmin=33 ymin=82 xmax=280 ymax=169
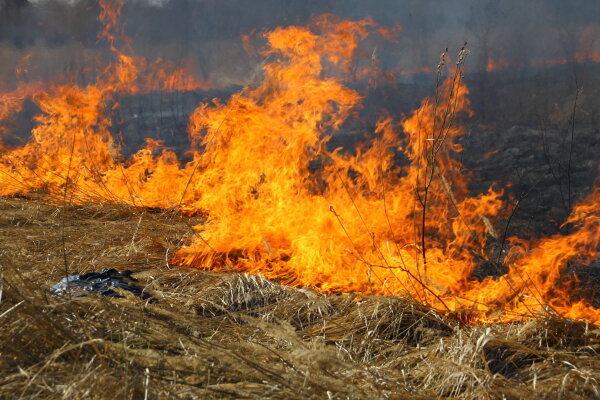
xmin=1 ymin=0 xmax=600 ymax=125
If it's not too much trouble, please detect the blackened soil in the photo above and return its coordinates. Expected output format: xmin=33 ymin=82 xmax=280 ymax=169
xmin=460 ymin=124 xmax=599 ymax=303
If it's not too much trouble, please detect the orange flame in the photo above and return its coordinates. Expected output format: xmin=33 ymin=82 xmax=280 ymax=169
xmin=487 ymin=51 xmax=600 ymax=72
xmin=486 ymin=58 xmax=512 ymax=72
xmin=0 ymin=3 xmax=599 ymax=325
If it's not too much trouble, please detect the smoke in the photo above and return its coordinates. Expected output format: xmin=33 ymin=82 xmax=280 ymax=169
xmin=4 ymin=1 xmax=598 ymax=70
xmin=1 ymin=0 xmax=600 ymax=125
xmin=27 ymin=0 xmax=169 ymax=5
xmin=137 ymin=0 xmax=168 ymax=6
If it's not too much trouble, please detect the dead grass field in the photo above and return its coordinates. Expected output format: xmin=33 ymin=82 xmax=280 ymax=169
xmin=1 ymin=197 xmax=599 ymax=399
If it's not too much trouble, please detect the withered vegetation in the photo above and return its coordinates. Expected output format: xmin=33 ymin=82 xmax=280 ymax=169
xmin=1 ymin=197 xmax=599 ymax=399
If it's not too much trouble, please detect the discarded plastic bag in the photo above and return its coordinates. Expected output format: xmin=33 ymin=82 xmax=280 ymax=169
xmin=50 ymin=268 xmax=154 ymax=301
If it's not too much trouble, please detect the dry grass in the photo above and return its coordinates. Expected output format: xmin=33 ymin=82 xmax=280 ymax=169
xmin=1 ymin=197 xmax=599 ymax=399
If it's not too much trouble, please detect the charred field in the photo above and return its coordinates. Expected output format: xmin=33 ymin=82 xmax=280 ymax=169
xmin=2 ymin=0 xmax=600 ymax=399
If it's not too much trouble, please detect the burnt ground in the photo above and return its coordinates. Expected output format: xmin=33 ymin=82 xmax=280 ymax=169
xmin=460 ymin=124 xmax=600 ymax=305
xmin=461 ymin=124 xmax=599 ymax=237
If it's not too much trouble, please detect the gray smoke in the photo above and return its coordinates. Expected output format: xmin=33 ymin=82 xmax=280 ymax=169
xmin=1 ymin=0 xmax=599 ymax=125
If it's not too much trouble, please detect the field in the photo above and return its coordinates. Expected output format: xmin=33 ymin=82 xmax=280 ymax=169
xmin=1 ymin=196 xmax=599 ymax=399
xmin=2 ymin=2 xmax=600 ymax=398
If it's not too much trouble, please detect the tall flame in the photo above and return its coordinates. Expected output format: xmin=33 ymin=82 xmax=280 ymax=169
xmin=0 ymin=1 xmax=598 ymax=324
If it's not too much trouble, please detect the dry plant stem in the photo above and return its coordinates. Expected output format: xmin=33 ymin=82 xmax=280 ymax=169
xmin=415 ymin=46 xmax=465 ymax=300
xmin=377 ymin=138 xmax=425 ymax=303
xmin=416 ymin=61 xmax=442 ymax=274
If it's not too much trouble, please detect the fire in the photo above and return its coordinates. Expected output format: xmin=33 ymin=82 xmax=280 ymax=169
xmin=0 ymin=0 xmax=202 ymax=202
xmin=0 ymin=1 xmax=599 ymax=325
xmin=486 ymin=51 xmax=600 ymax=72
xmin=486 ymin=58 xmax=512 ymax=72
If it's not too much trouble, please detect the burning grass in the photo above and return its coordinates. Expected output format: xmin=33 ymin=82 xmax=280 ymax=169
xmin=1 ymin=197 xmax=599 ymax=399
xmin=1 ymin=1 xmax=600 ymax=397
xmin=2 ymin=1 xmax=599 ymax=323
